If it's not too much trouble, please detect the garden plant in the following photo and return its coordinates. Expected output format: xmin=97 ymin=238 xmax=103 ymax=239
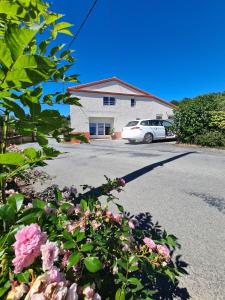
xmin=0 ymin=1 xmax=185 ymax=299
xmin=173 ymin=93 xmax=225 ymax=147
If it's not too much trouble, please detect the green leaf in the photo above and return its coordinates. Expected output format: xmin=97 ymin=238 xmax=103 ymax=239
xmin=0 ymin=40 xmax=13 ymax=68
xmin=164 ymin=269 xmax=176 ymax=283
xmin=17 ymin=211 xmax=41 ymax=224
xmin=5 ymin=24 xmax=37 ymax=60
xmin=54 ymin=187 xmax=62 ymax=201
xmin=45 ymin=12 xmax=63 ymax=25
xmin=58 ymin=28 xmax=74 ymax=36
xmin=16 ymin=270 xmax=30 ymax=283
xmin=0 ymin=1 xmax=24 ymax=18
xmin=115 ymin=288 xmax=125 ymax=300
xmin=80 ymin=243 xmax=93 ymax=252
xmin=64 ymin=240 xmax=76 ymax=250
xmin=84 ymin=257 xmax=102 ymax=273
xmin=23 ymin=147 xmax=37 ymax=160
xmin=32 ymin=199 xmax=45 ymax=209
xmin=36 ymin=133 xmax=48 ymax=146
xmin=67 ymin=251 xmax=80 ymax=270
xmin=76 ymin=231 xmax=85 ymax=242
xmin=80 ymin=199 xmax=87 ymax=212
xmin=0 ymin=152 xmax=25 ymax=165
xmin=50 ymin=43 xmax=65 ymax=56
xmin=8 ymin=193 xmax=24 ymax=212
xmin=2 ymin=98 xmax=26 ymax=119
xmin=54 ymin=22 xmax=73 ymax=31
xmin=0 ymin=281 xmax=10 ymax=298
xmin=0 ymin=204 xmax=15 ymax=222
xmin=127 ymin=277 xmax=143 ymax=292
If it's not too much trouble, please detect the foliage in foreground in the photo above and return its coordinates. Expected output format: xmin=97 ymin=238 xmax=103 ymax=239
xmin=0 ymin=177 xmax=183 ymax=300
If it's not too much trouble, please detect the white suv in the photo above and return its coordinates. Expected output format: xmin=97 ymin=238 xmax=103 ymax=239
xmin=122 ymin=119 xmax=176 ymax=143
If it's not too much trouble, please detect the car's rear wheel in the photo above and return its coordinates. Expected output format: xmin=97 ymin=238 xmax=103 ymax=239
xmin=144 ymin=133 xmax=153 ymax=144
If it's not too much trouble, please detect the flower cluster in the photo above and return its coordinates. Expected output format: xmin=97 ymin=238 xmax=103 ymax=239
xmin=1 ymin=178 xmax=180 ymax=300
xmin=13 ymin=224 xmax=47 ymax=273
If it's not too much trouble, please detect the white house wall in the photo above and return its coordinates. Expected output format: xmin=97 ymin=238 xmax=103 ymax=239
xmin=80 ymin=81 xmax=142 ymax=95
xmin=70 ymin=92 xmax=174 ymax=134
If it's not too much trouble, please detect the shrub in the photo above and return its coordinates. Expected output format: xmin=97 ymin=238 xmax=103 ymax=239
xmin=194 ymin=131 xmax=225 ymax=147
xmin=0 ymin=178 xmax=183 ymax=300
xmin=209 ymin=111 xmax=225 ymax=131
xmin=173 ymin=97 xmax=214 ymax=143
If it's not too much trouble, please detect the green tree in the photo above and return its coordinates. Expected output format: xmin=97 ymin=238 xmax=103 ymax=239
xmin=0 ymin=0 xmax=82 ymax=202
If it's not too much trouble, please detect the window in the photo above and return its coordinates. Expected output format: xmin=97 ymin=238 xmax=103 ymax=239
xmin=97 ymin=123 xmax=104 ymax=135
xmin=131 ymin=99 xmax=136 ymax=107
xmin=163 ymin=120 xmax=173 ymax=128
xmin=89 ymin=122 xmax=112 ymax=136
xmin=89 ymin=123 xmax=97 ymax=135
xmin=156 ymin=114 xmax=163 ymax=120
xmin=150 ymin=120 xmax=163 ymax=126
xmin=103 ymin=97 xmax=116 ymax=106
xmin=140 ymin=120 xmax=149 ymax=126
xmin=125 ymin=121 xmax=139 ymax=127
xmin=105 ymin=123 xmax=111 ymax=135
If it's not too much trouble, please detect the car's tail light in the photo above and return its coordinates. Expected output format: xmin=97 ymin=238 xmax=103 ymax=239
xmin=131 ymin=126 xmax=140 ymax=130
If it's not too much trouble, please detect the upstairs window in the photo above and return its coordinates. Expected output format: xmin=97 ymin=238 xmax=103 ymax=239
xmin=131 ymin=98 xmax=136 ymax=107
xmin=103 ymin=97 xmax=116 ymax=106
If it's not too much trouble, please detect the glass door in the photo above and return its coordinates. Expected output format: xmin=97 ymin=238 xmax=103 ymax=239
xmin=97 ymin=123 xmax=104 ymax=135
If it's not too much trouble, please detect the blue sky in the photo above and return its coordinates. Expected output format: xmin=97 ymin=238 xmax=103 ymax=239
xmin=46 ymin=0 xmax=225 ymax=115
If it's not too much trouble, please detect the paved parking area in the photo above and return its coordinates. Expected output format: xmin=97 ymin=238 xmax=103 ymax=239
xmin=40 ymin=140 xmax=225 ymax=299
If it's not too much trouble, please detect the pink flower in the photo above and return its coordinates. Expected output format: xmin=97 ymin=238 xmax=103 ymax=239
xmin=66 ymin=283 xmax=79 ymax=300
xmin=118 ymin=178 xmax=126 ymax=187
xmin=61 ymin=250 xmax=72 ymax=268
xmin=47 ymin=266 xmax=62 ymax=283
xmin=106 ymin=210 xmax=112 ymax=217
xmin=41 ymin=241 xmax=59 ymax=271
xmin=12 ymin=224 xmax=47 ymax=273
xmin=113 ymin=213 xmax=122 ymax=224
xmin=25 ymin=202 xmax=33 ymax=210
xmin=128 ymin=219 xmax=136 ymax=229
xmin=122 ymin=244 xmax=129 ymax=252
xmin=31 ymin=294 xmax=45 ymax=300
xmin=44 ymin=205 xmax=55 ymax=214
xmin=93 ymin=293 xmax=101 ymax=300
xmin=156 ymin=244 xmax=170 ymax=259
xmin=113 ymin=265 xmax=118 ymax=274
xmin=143 ymin=237 xmax=156 ymax=251
xmin=91 ymin=220 xmax=101 ymax=230
xmin=74 ymin=204 xmax=82 ymax=214
xmin=83 ymin=286 xmax=94 ymax=299
xmin=85 ymin=209 xmax=91 ymax=217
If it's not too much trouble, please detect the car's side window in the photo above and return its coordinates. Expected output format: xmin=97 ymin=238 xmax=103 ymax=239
xmin=163 ymin=121 xmax=172 ymax=127
xmin=140 ymin=120 xmax=149 ymax=126
xmin=150 ymin=120 xmax=158 ymax=126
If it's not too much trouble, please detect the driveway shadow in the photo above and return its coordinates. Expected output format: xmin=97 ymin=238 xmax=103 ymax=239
xmin=78 ymin=151 xmax=195 ymax=200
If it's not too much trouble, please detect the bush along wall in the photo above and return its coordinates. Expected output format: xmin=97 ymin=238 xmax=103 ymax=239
xmin=173 ymin=93 xmax=225 ymax=147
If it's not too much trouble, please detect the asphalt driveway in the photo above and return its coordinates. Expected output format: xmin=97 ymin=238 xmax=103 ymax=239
xmin=39 ymin=139 xmax=225 ymax=300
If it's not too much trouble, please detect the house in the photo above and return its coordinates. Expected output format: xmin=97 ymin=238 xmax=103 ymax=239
xmin=68 ymin=77 xmax=177 ymax=140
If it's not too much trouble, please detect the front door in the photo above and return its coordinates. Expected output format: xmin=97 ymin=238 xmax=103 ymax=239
xmin=89 ymin=122 xmax=112 ymax=137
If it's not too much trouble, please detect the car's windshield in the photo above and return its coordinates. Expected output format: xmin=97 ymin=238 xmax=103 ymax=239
xmin=125 ymin=121 xmax=139 ymax=127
